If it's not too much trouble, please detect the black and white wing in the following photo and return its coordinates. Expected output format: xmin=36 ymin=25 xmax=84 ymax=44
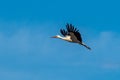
xmin=66 ymin=23 xmax=82 ymax=42
xmin=60 ymin=29 xmax=68 ymax=36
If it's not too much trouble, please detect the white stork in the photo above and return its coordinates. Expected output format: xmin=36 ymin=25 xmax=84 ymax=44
xmin=51 ymin=23 xmax=91 ymax=50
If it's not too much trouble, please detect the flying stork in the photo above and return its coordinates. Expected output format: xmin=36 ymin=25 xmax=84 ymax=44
xmin=51 ymin=23 xmax=91 ymax=50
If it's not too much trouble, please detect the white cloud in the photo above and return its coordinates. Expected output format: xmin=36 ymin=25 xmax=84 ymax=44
xmin=0 ymin=22 xmax=120 ymax=70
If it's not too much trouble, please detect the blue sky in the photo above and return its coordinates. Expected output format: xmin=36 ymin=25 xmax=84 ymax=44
xmin=0 ymin=0 xmax=120 ymax=80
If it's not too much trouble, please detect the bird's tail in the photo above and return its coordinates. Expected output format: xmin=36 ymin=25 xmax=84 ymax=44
xmin=79 ymin=43 xmax=91 ymax=50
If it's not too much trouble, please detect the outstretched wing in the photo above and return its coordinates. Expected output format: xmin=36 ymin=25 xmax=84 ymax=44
xmin=66 ymin=23 xmax=82 ymax=42
xmin=60 ymin=29 xmax=68 ymax=36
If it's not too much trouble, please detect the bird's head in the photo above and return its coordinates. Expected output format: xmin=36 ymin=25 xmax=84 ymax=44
xmin=51 ymin=35 xmax=61 ymax=38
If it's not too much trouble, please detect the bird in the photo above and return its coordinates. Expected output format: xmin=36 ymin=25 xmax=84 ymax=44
xmin=51 ymin=23 xmax=91 ymax=50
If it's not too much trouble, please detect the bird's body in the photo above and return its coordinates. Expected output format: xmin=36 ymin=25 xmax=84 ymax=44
xmin=52 ymin=23 xmax=91 ymax=50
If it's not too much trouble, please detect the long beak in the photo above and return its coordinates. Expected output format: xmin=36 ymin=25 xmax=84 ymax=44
xmin=51 ymin=36 xmax=57 ymax=38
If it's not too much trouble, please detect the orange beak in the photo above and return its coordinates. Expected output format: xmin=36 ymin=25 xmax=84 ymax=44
xmin=51 ymin=36 xmax=57 ymax=38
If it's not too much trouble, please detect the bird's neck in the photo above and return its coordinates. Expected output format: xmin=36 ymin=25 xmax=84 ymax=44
xmin=58 ymin=36 xmax=64 ymax=39
xmin=58 ymin=36 xmax=72 ymax=42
